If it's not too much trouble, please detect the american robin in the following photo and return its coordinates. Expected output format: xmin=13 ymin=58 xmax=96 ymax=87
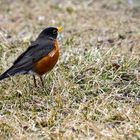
xmin=0 ymin=26 xmax=62 ymax=87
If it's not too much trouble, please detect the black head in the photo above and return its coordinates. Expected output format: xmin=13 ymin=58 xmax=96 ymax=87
xmin=38 ymin=27 xmax=62 ymax=39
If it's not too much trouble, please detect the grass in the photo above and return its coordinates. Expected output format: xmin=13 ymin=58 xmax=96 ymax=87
xmin=0 ymin=0 xmax=140 ymax=139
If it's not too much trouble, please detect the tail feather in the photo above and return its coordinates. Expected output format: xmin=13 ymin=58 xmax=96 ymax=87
xmin=0 ymin=67 xmax=14 ymax=80
xmin=0 ymin=66 xmax=26 ymax=81
xmin=0 ymin=73 xmax=10 ymax=80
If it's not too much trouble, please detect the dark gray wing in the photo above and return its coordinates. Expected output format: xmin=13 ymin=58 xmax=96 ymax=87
xmin=11 ymin=39 xmax=54 ymax=72
xmin=13 ymin=41 xmax=38 ymax=65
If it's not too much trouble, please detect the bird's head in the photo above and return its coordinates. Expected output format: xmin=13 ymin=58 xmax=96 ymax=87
xmin=38 ymin=26 xmax=62 ymax=39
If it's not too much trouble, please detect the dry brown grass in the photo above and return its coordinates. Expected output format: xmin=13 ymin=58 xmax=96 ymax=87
xmin=0 ymin=0 xmax=140 ymax=139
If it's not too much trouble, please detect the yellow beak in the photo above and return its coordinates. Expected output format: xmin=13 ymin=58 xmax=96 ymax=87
xmin=57 ymin=26 xmax=63 ymax=32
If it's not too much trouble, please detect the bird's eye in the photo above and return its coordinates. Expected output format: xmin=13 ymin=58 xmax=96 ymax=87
xmin=53 ymin=30 xmax=57 ymax=34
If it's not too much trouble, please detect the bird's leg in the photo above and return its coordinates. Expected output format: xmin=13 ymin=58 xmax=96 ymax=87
xmin=39 ymin=76 xmax=44 ymax=87
xmin=33 ymin=75 xmax=37 ymax=87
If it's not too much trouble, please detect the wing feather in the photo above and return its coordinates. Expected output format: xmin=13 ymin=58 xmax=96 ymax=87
xmin=12 ymin=39 xmax=54 ymax=72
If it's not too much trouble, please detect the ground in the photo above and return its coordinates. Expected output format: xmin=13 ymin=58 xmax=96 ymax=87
xmin=0 ymin=0 xmax=140 ymax=139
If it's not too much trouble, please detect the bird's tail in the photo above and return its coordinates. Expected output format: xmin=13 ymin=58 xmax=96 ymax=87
xmin=0 ymin=66 xmax=15 ymax=80
xmin=0 ymin=66 xmax=25 ymax=81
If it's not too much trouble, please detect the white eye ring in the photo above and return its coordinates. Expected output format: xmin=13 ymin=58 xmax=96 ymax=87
xmin=53 ymin=30 xmax=57 ymax=34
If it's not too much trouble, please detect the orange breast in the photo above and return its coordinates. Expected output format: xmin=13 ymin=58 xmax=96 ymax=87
xmin=34 ymin=41 xmax=59 ymax=75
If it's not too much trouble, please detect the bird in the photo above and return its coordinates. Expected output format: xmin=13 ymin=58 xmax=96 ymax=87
xmin=0 ymin=26 xmax=62 ymax=87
